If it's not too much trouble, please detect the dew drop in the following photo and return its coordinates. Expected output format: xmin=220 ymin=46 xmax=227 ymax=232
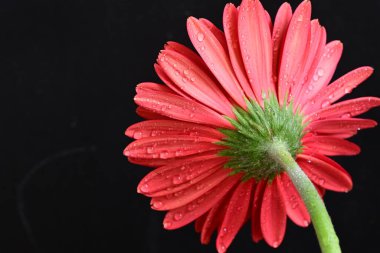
xmin=219 ymin=243 xmax=226 ymax=252
xmin=321 ymin=100 xmax=330 ymax=108
xmin=197 ymin=32 xmax=205 ymax=42
xmin=317 ymin=68 xmax=324 ymax=76
xmin=187 ymin=203 xmax=197 ymax=211
xmin=172 ymin=175 xmax=183 ymax=185
xmin=174 ymin=212 xmax=184 ymax=221
xmin=152 ymin=201 xmax=163 ymax=209
xmin=174 ymin=190 xmax=184 ymax=197
xmin=197 ymin=197 xmax=205 ymax=204
xmin=318 ymin=178 xmax=325 ymax=185
xmin=183 ymin=69 xmax=189 ymax=75
xmin=139 ymin=183 xmax=149 ymax=193
xmin=222 ymin=227 xmax=228 ymax=234
xmin=312 ymin=74 xmax=319 ymax=81
xmin=196 ymin=184 xmax=205 ymax=190
xmin=163 ymin=221 xmax=172 ymax=229
xmin=146 ymin=147 xmax=154 ymax=153
xmin=175 ymin=150 xmax=183 ymax=156
xmin=341 ymin=113 xmax=351 ymax=118
xmin=133 ymin=131 xmax=143 ymax=139
xmin=273 ymin=241 xmax=280 ymax=248
xmin=159 ymin=151 xmax=170 ymax=159
xmin=344 ymin=87 xmax=352 ymax=94
xmin=303 ymin=220 xmax=309 ymax=226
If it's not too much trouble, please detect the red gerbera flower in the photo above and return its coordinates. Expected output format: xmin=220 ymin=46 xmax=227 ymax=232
xmin=124 ymin=0 xmax=379 ymax=252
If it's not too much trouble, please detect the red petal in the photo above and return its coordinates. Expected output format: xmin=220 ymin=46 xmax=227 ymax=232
xmin=216 ymin=180 xmax=254 ymax=253
xmin=124 ymin=135 xmax=222 ymax=159
xmin=154 ymin=63 xmax=192 ymax=99
xmin=260 ymin=177 xmax=287 ymax=248
xmin=136 ymin=106 xmax=169 ymax=120
xmin=272 ymin=2 xmax=292 ymax=84
xmin=158 ymin=50 xmax=234 ymax=116
xmin=305 ymin=67 xmax=374 ymax=113
xmin=165 ymin=42 xmax=212 ymax=76
xmin=128 ymin=150 xmax=220 ymax=168
xmin=126 ymin=120 xmax=224 ymax=140
xmin=238 ymin=0 xmax=275 ymax=102
xmin=302 ymin=136 xmax=360 ymax=156
xmin=307 ymin=97 xmax=380 ymax=121
xmin=298 ymin=153 xmax=353 ymax=192
xmin=151 ymin=168 xmax=231 ymax=210
xmin=195 ymin=213 xmax=208 ymax=233
xmin=223 ymin=3 xmax=255 ymax=99
xmin=136 ymin=82 xmax=174 ymax=94
xmin=307 ymin=118 xmax=377 ymax=134
xmin=137 ymin=154 xmax=226 ymax=195
xmin=251 ymin=180 xmax=266 ymax=243
xmin=201 ymin=195 xmax=231 ymax=245
xmin=187 ymin=17 xmax=246 ymax=108
xmin=199 ymin=18 xmax=228 ymax=52
xmin=134 ymin=90 xmax=232 ymax=128
xmin=293 ymin=20 xmax=326 ymax=106
xmin=278 ymin=0 xmax=311 ymax=103
xmin=163 ymin=175 xmax=241 ymax=230
xmin=278 ymin=173 xmax=310 ymax=227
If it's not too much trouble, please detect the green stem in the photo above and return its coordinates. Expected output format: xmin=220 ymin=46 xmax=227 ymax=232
xmin=268 ymin=140 xmax=341 ymax=253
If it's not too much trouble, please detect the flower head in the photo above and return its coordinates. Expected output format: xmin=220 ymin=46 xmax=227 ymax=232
xmin=124 ymin=0 xmax=380 ymax=252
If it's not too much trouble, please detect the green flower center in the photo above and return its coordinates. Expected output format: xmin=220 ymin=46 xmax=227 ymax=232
xmin=217 ymin=94 xmax=307 ymax=181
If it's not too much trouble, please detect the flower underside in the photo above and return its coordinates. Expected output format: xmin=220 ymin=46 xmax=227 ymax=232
xmin=218 ymin=93 xmax=306 ymax=181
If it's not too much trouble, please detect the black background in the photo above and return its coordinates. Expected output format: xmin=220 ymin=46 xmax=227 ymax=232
xmin=1 ymin=0 xmax=379 ymax=252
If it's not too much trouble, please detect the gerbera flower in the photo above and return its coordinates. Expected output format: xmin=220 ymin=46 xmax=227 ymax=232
xmin=124 ymin=0 xmax=379 ymax=252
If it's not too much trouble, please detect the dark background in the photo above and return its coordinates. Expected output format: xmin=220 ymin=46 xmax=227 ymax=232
xmin=1 ymin=0 xmax=379 ymax=252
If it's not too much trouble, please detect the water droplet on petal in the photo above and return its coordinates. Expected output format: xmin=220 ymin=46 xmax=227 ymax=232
xmin=133 ymin=131 xmax=143 ymax=139
xmin=197 ymin=32 xmax=205 ymax=42
xmin=219 ymin=243 xmax=226 ymax=252
xmin=187 ymin=203 xmax=197 ymax=211
xmin=303 ymin=220 xmax=309 ymax=226
xmin=172 ymin=175 xmax=183 ymax=185
xmin=152 ymin=201 xmax=163 ymax=209
xmin=317 ymin=68 xmax=324 ymax=76
xmin=174 ymin=212 xmax=183 ymax=221
xmin=273 ymin=241 xmax=280 ymax=248
xmin=344 ymin=87 xmax=352 ymax=94
xmin=139 ymin=183 xmax=149 ymax=193
xmin=197 ymin=197 xmax=205 ymax=204
xmin=321 ymin=100 xmax=330 ymax=108
xmin=147 ymin=147 xmax=154 ymax=153
xmin=341 ymin=113 xmax=351 ymax=118
xmin=163 ymin=221 xmax=172 ymax=229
